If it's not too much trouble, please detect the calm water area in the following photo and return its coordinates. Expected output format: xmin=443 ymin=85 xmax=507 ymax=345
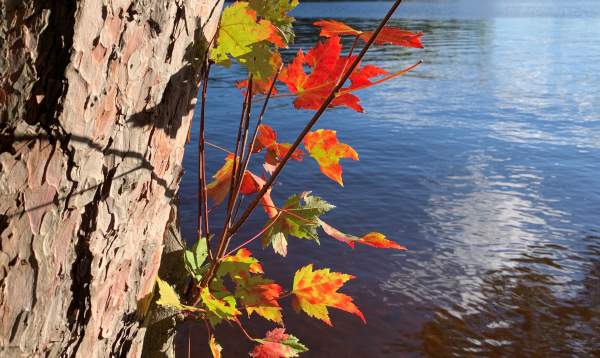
xmin=176 ymin=1 xmax=600 ymax=356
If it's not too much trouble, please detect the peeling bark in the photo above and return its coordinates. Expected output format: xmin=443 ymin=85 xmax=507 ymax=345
xmin=0 ymin=0 xmax=222 ymax=356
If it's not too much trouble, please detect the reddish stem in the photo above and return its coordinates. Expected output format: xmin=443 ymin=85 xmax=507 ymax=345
xmin=225 ymin=77 xmax=251 ymax=219
xmin=205 ymin=141 xmax=233 ymax=154
xmin=225 ymin=211 xmax=282 ymax=256
xmin=199 ymin=63 xmax=212 ymax=260
xmin=231 ymin=65 xmax=282 ymax=224
xmin=337 ymin=35 xmax=361 ymax=86
xmin=235 ymin=318 xmax=255 ymax=341
xmin=229 ymin=78 xmax=254 ymax=226
xmin=339 ymin=60 xmax=422 ymax=94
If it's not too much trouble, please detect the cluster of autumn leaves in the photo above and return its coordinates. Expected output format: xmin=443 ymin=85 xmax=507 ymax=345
xmin=154 ymin=1 xmax=423 ymax=357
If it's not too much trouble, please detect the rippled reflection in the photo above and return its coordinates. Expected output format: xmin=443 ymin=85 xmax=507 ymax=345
xmin=417 ymin=237 xmax=600 ymax=357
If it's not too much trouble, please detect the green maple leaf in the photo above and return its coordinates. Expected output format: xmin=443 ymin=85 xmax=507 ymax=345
xmin=155 ymin=277 xmax=201 ymax=312
xmin=263 ymin=193 xmax=335 ymax=256
xmin=248 ymin=0 xmax=299 ymax=44
xmin=237 ymin=42 xmax=278 ymax=80
xmin=201 ymin=287 xmax=240 ymax=326
xmin=183 ymin=237 xmax=209 ymax=281
xmin=211 ymin=2 xmax=273 ymax=64
xmin=216 ymin=248 xmax=264 ymax=280
xmin=211 ymin=2 xmax=285 ymax=79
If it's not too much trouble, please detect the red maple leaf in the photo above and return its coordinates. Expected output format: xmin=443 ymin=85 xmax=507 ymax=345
xmin=250 ymin=328 xmax=308 ymax=358
xmin=278 ymin=36 xmax=389 ymax=112
xmin=253 ymin=124 xmax=304 ymax=174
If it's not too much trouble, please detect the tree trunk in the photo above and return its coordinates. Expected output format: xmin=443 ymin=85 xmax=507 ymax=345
xmin=0 ymin=0 xmax=222 ymax=356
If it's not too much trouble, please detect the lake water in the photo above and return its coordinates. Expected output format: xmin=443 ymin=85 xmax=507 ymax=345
xmin=176 ymin=1 xmax=600 ymax=356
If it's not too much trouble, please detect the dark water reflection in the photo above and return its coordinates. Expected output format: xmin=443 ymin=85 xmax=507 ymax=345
xmin=417 ymin=237 xmax=600 ymax=356
xmin=176 ymin=1 xmax=600 ymax=356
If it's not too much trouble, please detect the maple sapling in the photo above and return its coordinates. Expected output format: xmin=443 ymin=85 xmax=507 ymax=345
xmin=154 ymin=0 xmax=423 ymax=356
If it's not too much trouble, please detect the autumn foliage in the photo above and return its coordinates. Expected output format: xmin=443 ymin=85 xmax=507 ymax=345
xmin=154 ymin=0 xmax=422 ymax=356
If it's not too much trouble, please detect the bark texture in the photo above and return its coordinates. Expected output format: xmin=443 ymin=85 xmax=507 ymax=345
xmin=0 ymin=0 xmax=222 ymax=356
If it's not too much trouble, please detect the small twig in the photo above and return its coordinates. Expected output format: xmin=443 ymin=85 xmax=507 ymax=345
xmin=229 ymin=77 xmax=254 ymax=226
xmin=225 ymin=211 xmax=282 ymax=256
xmin=203 ymin=318 xmax=214 ymax=340
xmin=258 ymin=203 xmax=318 ymax=225
xmin=279 ymin=291 xmax=293 ymax=299
xmin=232 ymin=195 xmax=245 ymax=224
xmin=259 ymin=59 xmax=421 ymax=104
xmin=187 ymin=34 xmax=217 ymax=144
xmin=235 ymin=318 xmax=255 ymax=341
xmin=224 ymin=75 xmax=252 ymax=220
xmin=205 ymin=141 xmax=233 ymax=154
xmin=200 ymin=76 xmax=252 ymax=287
xmin=337 ymin=35 xmax=361 ymax=86
xmin=338 ymin=60 xmax=422 ymax=94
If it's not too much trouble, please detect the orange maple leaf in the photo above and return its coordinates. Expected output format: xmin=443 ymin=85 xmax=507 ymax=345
xmin=320 ymin=220 xmax=407 ymax=250
xmin=313 ymin=19 xmax=362 ymax=37
xmin=303 ymin=129 xmax=358 ymax=186
xmin=314 ymin=19 xmax=424 ymax=49
xmin=292 ymin=264 xmax=365 ymax=326
xmin=207 ymin=155 xmax=277 ymax=218
xmin=237 ymin=276 xmax=284 ymax=323
xmin=236 ymin=78 xmax=279 ymax=96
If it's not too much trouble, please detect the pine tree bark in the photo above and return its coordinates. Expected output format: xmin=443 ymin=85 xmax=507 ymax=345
xmin=0 ymin=0 xmax=222 ymax=356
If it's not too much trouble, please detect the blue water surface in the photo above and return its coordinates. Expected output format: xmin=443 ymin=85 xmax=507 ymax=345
xmin=177 ymin=1 xmax=600 ymax=356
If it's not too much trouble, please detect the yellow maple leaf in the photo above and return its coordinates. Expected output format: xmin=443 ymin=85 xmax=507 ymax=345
xmin=291 ymin=264 xmax=365 ymax=326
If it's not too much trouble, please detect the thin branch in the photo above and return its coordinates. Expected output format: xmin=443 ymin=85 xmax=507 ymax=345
xmin=200 ymin=75 xmax=252 ymax=287
xmin=205 ymin=141 xmax=233 ymax=154
xmin=203 ymin=318 xmax=214 ymax=342
xmin=259 ymin=59 xmax=421 ymax=103
xmin=187 ymin=33 xmax=218 ymax=144
xmin=224 ymin=75 xmax=252 ymax=220
xmin=255 ymin=202 xmax=318 ymax=225
xmin=337 ymin=35 xmax=361 ymax=86
xmin=279 ymin=291 xmax=293 ymax=299
xmin=199 ymin=63 xmax=213 ymax=260
xmin=231 ymin=65 xmax=282 ymax=222
xmin=339 ymin=60 xmax=422 ymax=94
xmin=225 ymin=211 xmax=282 ymax=256
xmin=229 ymin=77 xmax=254 ymax=226
xmin=235 ymin=318 xmax=255 ymax=341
